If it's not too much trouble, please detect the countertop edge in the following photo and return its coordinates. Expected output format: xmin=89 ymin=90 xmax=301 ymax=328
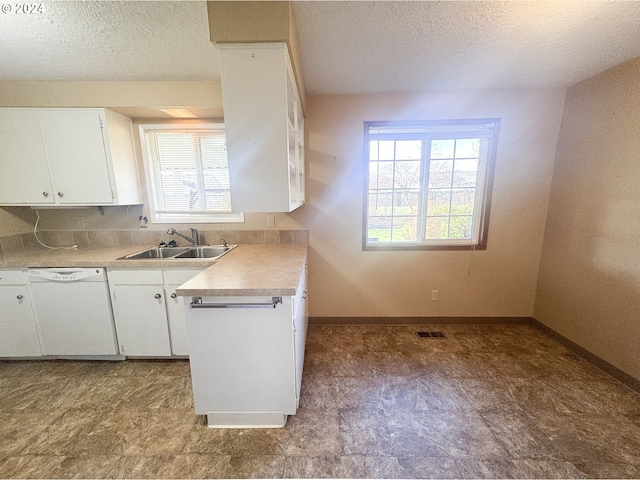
xmin=1 ymin=244 xmax=308 ymax=296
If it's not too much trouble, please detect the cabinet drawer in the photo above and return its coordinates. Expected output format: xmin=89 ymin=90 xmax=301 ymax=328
xmin=0 ymin=270 xmax=27 ymax=285
xmin=108 ymin=269 xmax=163 ymax=285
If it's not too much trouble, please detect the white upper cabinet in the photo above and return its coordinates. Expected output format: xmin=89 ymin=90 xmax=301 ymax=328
xmin=218 ymin=43 xmax=305 ymax=212
xmin=0 ymin=109 xmax=54 ymax=205
xmin=0 ymin=108 xmax=141 ymax=206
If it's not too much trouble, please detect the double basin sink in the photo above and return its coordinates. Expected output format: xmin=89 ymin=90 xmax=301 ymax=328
xmin=117 ymin=244 xmax=237 ymax=261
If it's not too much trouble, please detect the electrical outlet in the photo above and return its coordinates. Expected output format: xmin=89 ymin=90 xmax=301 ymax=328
xmin=266 ymin=215 xmax=275 ymax=228
xmin=77 ymin=216 xmax=86 ymax=229
xmin=431 ymin=290 xmax=439 ymax=302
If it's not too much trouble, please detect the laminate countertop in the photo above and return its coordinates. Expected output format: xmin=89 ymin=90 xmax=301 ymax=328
xmin=176 ymin=244 xmax=307 ymax=297
xmin=0 ymin=243 xmax=307 ymax=296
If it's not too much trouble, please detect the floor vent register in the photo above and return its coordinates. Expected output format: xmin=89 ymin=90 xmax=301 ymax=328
xmin=416 ymin=331 xmax=446 ymax=338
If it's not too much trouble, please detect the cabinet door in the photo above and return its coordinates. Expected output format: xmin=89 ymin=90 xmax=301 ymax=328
xmin=0 ymin=109 xmax=55 ymax=204
xmin=38 ymin=109 xmax=115 ymax=204
xmin=287 ymin=85 xmax=305 ymax=211
xmin=165 ymin=284 xmax=190 ymax=356
xmin=111 ymin=285 xmax=172 ymax=357
xmin=292 ymin=271 xmax=308 ymax=402
xmin=0 ymin=287 xmax=42 ymax=357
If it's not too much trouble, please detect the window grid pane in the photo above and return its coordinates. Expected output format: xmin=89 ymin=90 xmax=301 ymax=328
xmin=367 ymin=139 xmax=422 ymax=242
xmin=424 ymin=138 xmax=480 ymax=241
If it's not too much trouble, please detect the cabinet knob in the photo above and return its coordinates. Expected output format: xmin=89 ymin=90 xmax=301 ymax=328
xmin=154 ymin=293 xmax=162 ymax=299
xmin=42 ymin=192 xmax=49 ymax=197
xmin=16 ymin=294 xmax=23 ymax=300
xmin=170 ymin=293 xmax=177 ymax=299
xmin=57 ymin=192 xmax=64 ymax=198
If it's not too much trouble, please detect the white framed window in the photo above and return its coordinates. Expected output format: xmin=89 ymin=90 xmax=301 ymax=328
xmin=139 ymin=123 xmax=244 ymax=224
xmin=364 ymin=119 xmax=500 ymax=250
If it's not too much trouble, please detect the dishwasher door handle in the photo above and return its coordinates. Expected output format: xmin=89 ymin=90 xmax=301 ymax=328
xmin=189 ymin=296 xmax=283 ymax=309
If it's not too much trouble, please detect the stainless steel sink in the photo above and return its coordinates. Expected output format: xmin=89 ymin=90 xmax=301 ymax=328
xmin=117 ymin=246 xmax=193 ymax=260
xmin=117 ymin=244 xmax=237 ymax=261
xmin=173 ymin=244 xmax=237 ymax=259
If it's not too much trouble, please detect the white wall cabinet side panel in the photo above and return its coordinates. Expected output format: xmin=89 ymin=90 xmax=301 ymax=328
xmin=163 ymin=269 xmax=203 ymax=356
xmin=111 ymin=285 xmax=172 ymax=357
xmin=38 ymin=109 xmax=115 ymax=204
xmin=0 ymin=109 xmax=54 ymax=205
xmin=0 ymin=271 xmax=41 ymax=357
xmin=30 ymin=281 xmax=118 ymax=356
xmin=218 ymin=43 xmax=305 ymax=212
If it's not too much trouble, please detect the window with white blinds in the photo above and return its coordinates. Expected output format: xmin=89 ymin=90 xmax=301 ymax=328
xmin=139 ymin=123 xmax=243 ymax=224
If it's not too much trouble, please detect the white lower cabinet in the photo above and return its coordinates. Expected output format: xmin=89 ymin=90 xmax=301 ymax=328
xmin=186 ymin=266 xmax=308 ymax=428
xmin=108 ymin=268 xmax=202 ymax=357
xmin=108 ymin=269 xmax=170 ymax=357
xmin=0 ymin=270 xmax=41 ymax=357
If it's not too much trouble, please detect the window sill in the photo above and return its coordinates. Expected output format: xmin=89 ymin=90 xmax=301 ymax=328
xmin=364 ymin=241 xmax=486 ymax=251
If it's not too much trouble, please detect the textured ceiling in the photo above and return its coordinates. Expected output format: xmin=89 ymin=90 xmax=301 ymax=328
xmin=0 ymin=1 xmax=219 ymax=81
xmin=1 ymin=1 xmax=640 ymax=95
xmin=293 ymin=1 xmax=640 ymax=93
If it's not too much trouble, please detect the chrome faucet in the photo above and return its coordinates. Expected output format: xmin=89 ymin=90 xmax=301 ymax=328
xmin=167 ymin=227 xmax=199 ymax=246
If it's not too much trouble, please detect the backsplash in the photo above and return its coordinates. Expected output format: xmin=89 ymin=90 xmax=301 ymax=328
xmin=0 ymin=229 xmax=309 ymax=258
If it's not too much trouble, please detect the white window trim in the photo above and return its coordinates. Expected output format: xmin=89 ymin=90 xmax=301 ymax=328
xmin=138 ymin=122 xmax=244 ymax=224
xmin=363 ymin=119 xmax=499 ymax=250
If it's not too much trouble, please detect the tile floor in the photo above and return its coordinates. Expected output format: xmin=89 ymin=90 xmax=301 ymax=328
xmin=0 ymin=324 xmax=639 ymax=479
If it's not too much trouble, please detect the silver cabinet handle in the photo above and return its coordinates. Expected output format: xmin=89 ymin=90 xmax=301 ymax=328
xmin=170 ymin=293 xmax=177 ymax=299
xmin=16 ymin=294 xmax=23 ymax=300
xmin=57 ymin=192 xmax=64 ymax=197
xmin=42 ymin=192 xmax=49 ymax=197
xmin=190 ymin=296 xmax=282 ymax=309
xmin=154 ymin=293 xmax=162 ymax=299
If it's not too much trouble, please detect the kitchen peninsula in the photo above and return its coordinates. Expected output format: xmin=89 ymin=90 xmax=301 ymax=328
xmin=176 ymin=244 xmax=308 ymax=428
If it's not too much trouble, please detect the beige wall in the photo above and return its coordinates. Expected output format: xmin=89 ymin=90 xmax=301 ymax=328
xmin=305 ymin=90 xmax=566 ymax=318
xmin=0 ymin=80 xmax=565 ymax=319
xmin=534 ymin=57 xmax=640 ymax=381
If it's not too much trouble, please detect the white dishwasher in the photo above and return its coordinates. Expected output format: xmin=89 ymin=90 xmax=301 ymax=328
xmin=28 ymin=268 xmax=118 ymax=356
